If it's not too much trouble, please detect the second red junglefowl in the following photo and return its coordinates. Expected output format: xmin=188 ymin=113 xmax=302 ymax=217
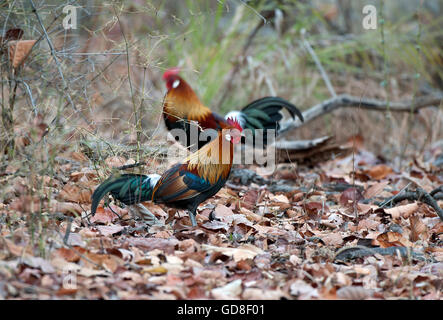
xmin=162 ymin=67 xmax=304 ymax=150
xmin=91 ymin=118 xmax=243 ymax=227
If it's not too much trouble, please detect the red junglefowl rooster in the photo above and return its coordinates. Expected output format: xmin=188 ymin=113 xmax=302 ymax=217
xmin=91 ymin=118 xmax=243 ymax=227
xmin=162 ymin=67 xmax=304 ymax=150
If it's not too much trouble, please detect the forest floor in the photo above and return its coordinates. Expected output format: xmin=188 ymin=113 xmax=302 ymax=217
xmin=0 ymin=136 xmax=441 ymax=300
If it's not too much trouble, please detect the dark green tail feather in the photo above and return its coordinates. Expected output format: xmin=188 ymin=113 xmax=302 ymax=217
xmin=241 ymin=96 xmax=304 ymax=130
xmin=238 ymin=97 xmax=304 ymax=146
xmin=91 ymin=174 xmax=159 ymax=215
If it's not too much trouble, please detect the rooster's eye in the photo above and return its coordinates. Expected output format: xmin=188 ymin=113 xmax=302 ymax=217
xmin=172 ymin=80 xmax=180 ymax=88
xmin=225 ymin=133 xmax=231 ymax=141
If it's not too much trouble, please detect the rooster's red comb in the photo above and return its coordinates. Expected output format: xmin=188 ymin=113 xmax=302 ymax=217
xmin=226 ymin=117 xmax=243 ymax=132
xmin=162 ymin=67 xmax=180 ymax=80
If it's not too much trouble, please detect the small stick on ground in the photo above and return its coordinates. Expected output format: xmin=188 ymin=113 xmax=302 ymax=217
xmin=116 ymin=161 xmax=147 ymax=170
xmin=63 ymin=216 xmax=73 ymax=246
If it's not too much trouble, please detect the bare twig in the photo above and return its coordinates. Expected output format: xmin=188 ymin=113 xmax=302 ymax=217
xmin=279 ymin=93 xmax=443 ymax=136
xmin=379 ymin=182 xmax=412 ymax=208
xmin=301 ymin=28 xmax=336 ymax=98
xmin=116 ymin=161 xmax=147 ymax=170
xmin=19 ymin=80 xmax=36 ymax=114
xmin=29 ymin=0 xmax=88 ymax=123
xmin=112 ymin=4 xmax=141 ymax=161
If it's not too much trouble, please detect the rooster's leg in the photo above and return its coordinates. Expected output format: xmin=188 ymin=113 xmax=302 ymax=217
xmin=131 ymin=204 xmax=162 ymax=226
xmin=189 ymin=209 xmax=197 ymax=227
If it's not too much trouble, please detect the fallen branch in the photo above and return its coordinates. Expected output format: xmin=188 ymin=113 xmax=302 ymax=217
xmin=334 ymin=245 xmax=427 ymax=262
xmin=371 ymin=186 xmax=443 ymax=221
xmin=279 ymin=93 xmax=443 ymax=136
xmin=386 ymin=188 xmax=443 ymax=221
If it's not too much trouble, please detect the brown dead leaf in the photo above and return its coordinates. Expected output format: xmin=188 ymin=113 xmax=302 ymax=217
xmin=53 ymin=247 xmax=86 ymax=263
xmin=375 ymin=231 xmax=413 ymax=248
xmin=105 ymin=156 xmax=127 ymax=168
xmin=241 ymin=189 xmax=258 ymax=210
xmin=69 ymin=152 xmax=89 ymax=162
xmin=337 ymin=286 xmax=374 ymax=300
xmin=364 ymin=181 xmax=390 ymax=199
xmin=290 ymin=279 xmax=318 ymax=299
xmin=242 ymin=288 xmax=287 ymax=300
xmin=77 ymin=268 xmax=109 ymax=277
xmin=340 ymin=187 xmax=364 ymax=207
xmin=269 ymin=194 xmax=290 ymax=204
xmin=304 ymin=201 xmax=328 ymax=216
xmin=22 ymin=256 xmax=55 ymax=273
xmin=9 ymin=195 xmax=43 ymax=214
xmin=321 ymin=232 xmax=343 ymax=246
xmin=58 ymin=183 xmax=92 ymax=204
xmin=56 ymin=288 xmax=78 ymax=296
xmin=357 ymin=218 xmax=379 ymax=231
xmin=385 ymin=203 xmax=418 ymax=219
xmin=126 ymin=238 xmax=179 ymax=254
xmin=3 ymin=28 xmax=24 ymax=42
xmin=8 ymin=40 xmax=36 ymax=68
xmin=142 ymin=266 xmax=168 ymax=275
xmin=420 ymin=262 xmax=443 ymax=278
xmin=3 ymin=238 xmax=32 ymax=257
xmin=84 ymin=252 xmax=122 ymax=273
xmin=69 ymin=170 xmax=97 ymax=182
xmin=52 ymin=201 xmax=83 ymax=215
xmin=409 ymin=215 xmax=428 ymax=242
xmin=211 ymin=279 xmax=242 ymax=299
xmin=214 ymin=204 xmax=234 ymax=223
xmin=366 ymin=164 xmax=394 ymax=180
xmin=201 ymin=220 xmax=229 ymax=232
xmin=236 ymin=259 xmax=253 ymax=271
xmin=96 ymin=225 xmax=124 ymax=237
xmin=90 ymin=206 xmax=120 ymax=224
xmin=202 ymin=244 xmax=263 ymax=262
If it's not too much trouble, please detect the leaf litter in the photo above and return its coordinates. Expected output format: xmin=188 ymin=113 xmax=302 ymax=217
xmin=0 ymin=144 xmax=442 ymax=300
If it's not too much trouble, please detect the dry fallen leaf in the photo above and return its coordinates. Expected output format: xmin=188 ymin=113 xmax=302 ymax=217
xmin=53 ymin=247 xmax=86 ymax=263
xmin=8 ymin=40 xmax=36 ymax=68
xmin=90 ymin=206 xmax=120 ymax=224
xmin=366 ymin=164 xmax=394 ymax=180
xmin=290 ymin=279 xmax=318 ymax=299
xmin=385 ymin=203 xmax=418 ymax=219
xmin=96 ymin=225 xmax=124 ymax=237
xmin=202 ymin=244 xmax=263 ymax=262
xmin=211 ymin=279 xmax=242 ymax=299
xmin=336 ymin=286 xmax=374 ymax=300
xmin=409 ymin=215 xmax=428 ymax=242
xmin=375 ymin=231 xmax=413 ymax=248
xmin=321 ymin=232 xmax=343 ymax=246
xmin=364 ymin=181 xmax=390 ymax=199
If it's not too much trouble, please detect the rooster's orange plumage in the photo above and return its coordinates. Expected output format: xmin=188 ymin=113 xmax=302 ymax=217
xmin=162 ymin=67 xmax=304 ymax=150
xmin=91 ymin=118 xmax=242 ymax=227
